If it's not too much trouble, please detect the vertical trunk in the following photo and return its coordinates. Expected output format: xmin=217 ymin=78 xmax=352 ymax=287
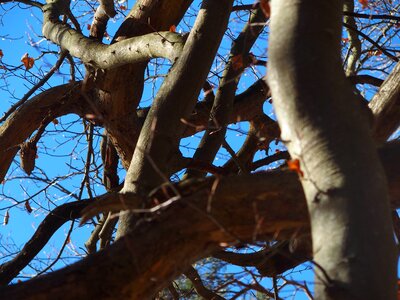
xmin=268 ymin=1 xmax=396 ymax=299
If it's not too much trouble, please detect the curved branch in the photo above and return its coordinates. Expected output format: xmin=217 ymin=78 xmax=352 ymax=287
xmin=183 ymin=266 xmax=225 ymax=300
xmin=0 ymin=0 xmax=43 ymax=9
xmin=0 ymin=199 xmax=94 ymax=285
xmin=0 ymin=82 xmax=88 ymax=183
xmin=42 ymin=0 xmax=184 ymax=69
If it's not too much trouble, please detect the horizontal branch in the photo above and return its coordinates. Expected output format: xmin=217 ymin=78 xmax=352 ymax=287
xmin=42 ymin=0 xmax=184 ymax=69
xmin=343 ymin=11 xmax=400 ymax=22
xmin=348 ymin=74 xmax=384 ymax=87
xmin=2 ymin=141 xmax=400 ymax=299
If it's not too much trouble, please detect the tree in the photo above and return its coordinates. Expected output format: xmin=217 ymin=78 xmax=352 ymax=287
xmin=0 ymin=0 xmax=399 ymax=299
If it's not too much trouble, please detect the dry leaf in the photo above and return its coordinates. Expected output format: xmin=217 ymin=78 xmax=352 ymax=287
xmin=260 ymin=0 xmax=271 ymax=17
xmin=20 ymin=141 xmax=37 ymax=175
xmin=169 ymin=25 xmax=176 ymax=32
xmin=231 ymin=54 xmax=244 ymax=71
xmin=0 ymin=49 xmax=3 ymax=58
xmin=21 ymin=53 xmax=35 ymax=70
xmin=358 ymin=0 xmax=368 ymax=8
xmin=25 ymin=201 xmax=33 ymax=213
xmin=287 ymin=159 xmax=304 ymax=177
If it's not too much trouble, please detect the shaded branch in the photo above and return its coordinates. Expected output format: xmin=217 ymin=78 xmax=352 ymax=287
xmin=347 ymin=74 xmax=384 ymax=87
xmin=183 ymin=266 xmax=225 ymax=300
xmin=213 ymin=238 xmax=310 ymax=277
xmin=0 ymin=199 xmax=94 ymax=285
xmin=1 ymin=142 xmax=400 ymax=299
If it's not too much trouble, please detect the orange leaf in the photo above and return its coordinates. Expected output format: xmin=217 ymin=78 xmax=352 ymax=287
xmin=169 ymin=25 xmax=176 ymax=32
xmin=87 ymin=24 xmax=91 ymax=30
xmin=342 ymin=37 xmax=349 ymax=43
xmin=287 ymin=159 xmax=304 ymax=177
xmin=3 ymin=210 xmax=9 ymax=225
xmin=52 ymin=119 xmax=59 ymax=125
xmin=260 ymin=0 xmax=271 ymax=17
xmin=25 ymin=201 xmax=33 ymax=213
xmin=0 ymin=49 xmax=3 ymax=58
xmin=358 ymin=0 xmax=368 ymax=8
xmin=20 ymin=53 xmax=34 ymax=70
xmin=231 ymin=54 xmax=244 ymax=71
xmin=119 ymin=5 xmax=126 ymax=10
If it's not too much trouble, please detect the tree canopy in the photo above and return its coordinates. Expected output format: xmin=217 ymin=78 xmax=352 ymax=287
xmin=0 ymin=0 xmax=400 ymax=299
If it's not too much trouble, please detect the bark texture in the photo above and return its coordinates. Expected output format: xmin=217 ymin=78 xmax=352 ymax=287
xmin=268 ymin=1 xmax=397 ymax=299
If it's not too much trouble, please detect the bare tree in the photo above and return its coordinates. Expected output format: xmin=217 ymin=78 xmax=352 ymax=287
xmin=0 ymin=0 xmax=399 ymax=299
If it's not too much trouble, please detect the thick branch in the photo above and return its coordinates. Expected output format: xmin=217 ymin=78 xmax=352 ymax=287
xmin=1 ymin=142 xmax=400 ymax=299
xmin=42 ymin=17 xmax=184 ymax=69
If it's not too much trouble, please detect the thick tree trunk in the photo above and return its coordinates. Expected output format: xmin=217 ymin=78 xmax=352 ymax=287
xmin=268 ymin=1 xmax=397 ymax=299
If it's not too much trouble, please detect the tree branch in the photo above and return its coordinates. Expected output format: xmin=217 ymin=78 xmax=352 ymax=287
xmin=0 ymin=199 xmax=94 ymax=285
xmin=183 ymin=266 xmax=225 ymax=300
xmin=1 ymin=141 xmax=400 ymax=299
xmin=42 ymin=0 xmax=184 ymax=69
xmin=369 ymin=61 xmax=400 ymax=142
xmin=0 ymin=82 xmax=88 ymax=183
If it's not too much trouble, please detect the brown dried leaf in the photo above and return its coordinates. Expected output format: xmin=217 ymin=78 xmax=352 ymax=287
xmin=25 ymin=201 xmax=33 ymax=213
xmin=21 ymin=53 xmax=35 ymax=70
xmin=20 ymin=142 xmax=37 ymax=175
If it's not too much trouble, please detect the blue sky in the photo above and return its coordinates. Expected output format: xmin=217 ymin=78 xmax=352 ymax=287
xmin=6 ymin=1 xmax=398 ymax=298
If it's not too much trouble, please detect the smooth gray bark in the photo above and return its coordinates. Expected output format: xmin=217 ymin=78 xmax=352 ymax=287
xmin=268 ymin=1 xmax=397 ymax=299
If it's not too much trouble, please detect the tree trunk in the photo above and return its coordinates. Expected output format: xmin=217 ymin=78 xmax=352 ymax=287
xmin=268 ymin=1 xmax=397 ymax=299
